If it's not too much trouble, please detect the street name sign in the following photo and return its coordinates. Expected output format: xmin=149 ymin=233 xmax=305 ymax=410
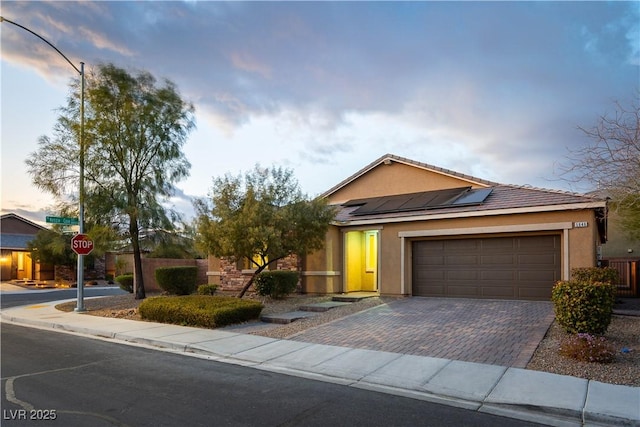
xmin=46 ymin=216 xmax=79 ymax=225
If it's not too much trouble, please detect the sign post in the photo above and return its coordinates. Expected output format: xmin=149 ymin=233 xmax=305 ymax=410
xmin=71 ymin=234 xmax=93 ymax=311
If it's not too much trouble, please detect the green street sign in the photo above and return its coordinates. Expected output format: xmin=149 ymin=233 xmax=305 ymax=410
xmin=46 ymin=216 xmax=79 ymax=225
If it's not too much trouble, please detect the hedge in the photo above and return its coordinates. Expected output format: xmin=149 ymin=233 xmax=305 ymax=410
xmin=115 ymin=274 xmax=134 ymax=293
xmin=155 ymin=266 xmax=198 ymax=295
xmin=139 ymin=295 xmax=263 ymax=328
xmin=551 ymin=280 xmax=616 ymax=335
xmin=197 ymin=284 xmax=218 ymax=295
xmin=571 ymin=267 xmax=619 ymax=285
xmin=254 ymin=271 xmax=299 ymax=299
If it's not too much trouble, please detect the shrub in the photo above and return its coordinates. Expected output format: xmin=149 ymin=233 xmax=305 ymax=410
xmin=559 ymin=333 xmax=616 ymax=363
xmin=571 ymin=267 xmax=619 ymax=285
xmin=197 ymin=284 xmax=218 ymax=295
xmin=139 ymin=295 xmax=263 ymax=328
xmin=551 ymin=280 xmax=616 ymax=334
xmin=254 ymin=271 xmax=300 ymax=299
xmin=155 ymin=266 xmax=198 ymax=295
xmin=115 ymin=274 xmax=134 ymax=293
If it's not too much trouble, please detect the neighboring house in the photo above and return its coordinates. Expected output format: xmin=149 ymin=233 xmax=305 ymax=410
xmin=0 ymin=213 xmax=53 ymax=282
xmin=599 ymin=207 xmax=639 ymax=297
xmin=208 ymin=154 xmax=609 ymax=301
xmin=584 ymin=190 xmax=640 ymax=297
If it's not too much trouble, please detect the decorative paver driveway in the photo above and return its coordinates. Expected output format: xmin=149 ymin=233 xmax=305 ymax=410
xmin=289 ymin=297 xmax=555 ymax=368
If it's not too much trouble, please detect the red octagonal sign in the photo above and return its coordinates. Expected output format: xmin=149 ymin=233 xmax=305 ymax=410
xmin=71 ymin=233 xmax=94 ymax=255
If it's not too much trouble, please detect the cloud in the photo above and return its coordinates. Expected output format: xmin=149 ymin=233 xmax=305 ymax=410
xmin=1 ymin=0 xmax=637 ymax=204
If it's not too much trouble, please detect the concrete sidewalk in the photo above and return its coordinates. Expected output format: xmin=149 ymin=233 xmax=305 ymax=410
xmin=1 ymin=300 xmax=638 ymax=427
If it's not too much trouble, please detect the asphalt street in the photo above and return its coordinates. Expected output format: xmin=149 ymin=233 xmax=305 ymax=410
xmin=0 ymin=286 xmax=126 ymax=309
xmin=1 ymin=323 xmax=544 ymax=427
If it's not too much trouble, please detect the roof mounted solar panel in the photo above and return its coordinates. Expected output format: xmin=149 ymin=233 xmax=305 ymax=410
xmin=348 ymin=187 xmax=477 ymax=216
xmin=451 ymin=188 xmax=493 ymax=206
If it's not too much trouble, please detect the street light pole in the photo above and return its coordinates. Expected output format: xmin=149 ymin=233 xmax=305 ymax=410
xmin=1 ymin=16 xmax=87 ymax=311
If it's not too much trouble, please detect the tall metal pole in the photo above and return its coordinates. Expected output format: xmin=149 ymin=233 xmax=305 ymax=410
xmin=76 ymin=62 xmax=86 ymax=312
xmin=1 ymin=16 xmax=86 ymax=311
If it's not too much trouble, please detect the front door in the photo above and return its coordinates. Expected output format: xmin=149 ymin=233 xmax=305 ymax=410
xmin=344 ymin=230 xmax=378 ymax=292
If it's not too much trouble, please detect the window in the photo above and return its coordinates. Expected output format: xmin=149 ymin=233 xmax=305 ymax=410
xmin=17 ymin=252 xmax=24 ymax=271
xmin=365 ymin=231 xmax=377 ymax=273
xmin=237 ymin=254 xmax=269 ymax=272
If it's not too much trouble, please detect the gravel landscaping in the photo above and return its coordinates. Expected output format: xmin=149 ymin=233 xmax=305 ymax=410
xmin=56 ymin=292 xmax=639 ymax=387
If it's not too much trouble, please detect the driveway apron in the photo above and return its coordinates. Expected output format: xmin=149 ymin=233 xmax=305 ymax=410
xmin=289 ymin=297 xmax=555 ymax=368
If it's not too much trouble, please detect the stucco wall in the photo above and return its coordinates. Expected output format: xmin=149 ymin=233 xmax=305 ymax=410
xmin=601 ymin=211 xmax=640 ymax=258
xmin=328 ymin=161 xmax=487 ymax=204
xmin=301 ymin=226 xmax=342 ymax=293
xmin=304 ymin=208 xmax=601 ymax=297
xmin=106 ymin=253 xmax=207 ymax=292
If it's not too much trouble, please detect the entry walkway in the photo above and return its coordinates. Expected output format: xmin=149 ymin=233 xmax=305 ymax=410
xmin=1 ymin=299 xmax=638 ymax=427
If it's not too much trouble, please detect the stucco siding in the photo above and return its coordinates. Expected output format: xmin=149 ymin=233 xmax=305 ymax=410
xmin=328 ymin=161 xmax=486 ymax=204
xmin=311 ymin=209 xmax=601 ymax=297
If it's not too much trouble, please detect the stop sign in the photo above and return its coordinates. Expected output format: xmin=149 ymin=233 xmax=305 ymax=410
xmin=71 ymin=233 xmax=94 ymax=255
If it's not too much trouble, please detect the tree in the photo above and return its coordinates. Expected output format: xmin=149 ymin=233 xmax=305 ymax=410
xmin=195 ymin=165 xmax=336 ymax=298
xmin=27 ymin=228 xmax=75 ymax=268
xmin=559 ymin=94 xmax=640 ymax=238
xmin=145 ymin=227 xmax=204 ymax=259
xmin=26 ymin=63 xmax=195 ymax=299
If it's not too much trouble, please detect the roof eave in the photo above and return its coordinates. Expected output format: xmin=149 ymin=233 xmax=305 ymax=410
xmin=332 ymin=201 xmax=607 ymax=227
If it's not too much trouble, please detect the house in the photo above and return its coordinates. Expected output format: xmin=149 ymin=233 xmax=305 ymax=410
xmin=599 ymin=207 xmax=639 ymax=297
xmin=0 ymin=213 xmax=53 ymax=282
xmin=208 ymin=154 xmax=608 ymax=301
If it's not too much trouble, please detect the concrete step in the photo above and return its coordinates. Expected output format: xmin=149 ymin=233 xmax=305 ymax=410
xmin=299 ymin=301 xmax=353 ymax=312
xmin=260 ymin=310 xmax=319 ymax=324
xmin=332 ymin=294 xmax=377 ymax=303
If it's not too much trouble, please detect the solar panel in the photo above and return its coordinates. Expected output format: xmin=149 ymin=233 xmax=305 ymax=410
xmin=451 ymin=188 xmax=493 ymax=206
xmin=348 ymin=187 xmax=487 ymax=216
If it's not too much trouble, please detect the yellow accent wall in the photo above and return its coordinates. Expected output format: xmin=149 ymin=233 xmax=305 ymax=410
xmin=344 ymin=230 xmax=378 ymax=292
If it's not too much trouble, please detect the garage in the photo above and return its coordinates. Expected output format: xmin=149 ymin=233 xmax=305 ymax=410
xmin=412 ymin=234 xmax=561 ymax=300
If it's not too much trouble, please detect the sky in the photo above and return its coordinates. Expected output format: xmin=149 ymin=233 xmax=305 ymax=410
xmin=1 ymin=1 xmax=639 ymax=226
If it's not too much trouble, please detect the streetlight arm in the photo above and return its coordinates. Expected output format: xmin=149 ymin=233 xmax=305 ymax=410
xmin=2 ymin=15 xmax=87 ymax=312
xmin=1 ymin=16 xmax=81 ymax=75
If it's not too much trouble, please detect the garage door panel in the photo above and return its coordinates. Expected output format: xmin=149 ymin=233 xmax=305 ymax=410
xmin=481 ymin=270 xmax=516 ymax=281
xmin=412 ymin=235 xmax=560 ymax=301
xmin=518 ymin=235 xmax=558 ymax=249
xmin=518 ymin=270 xmax=558 ymax=281
xmin=445 ymin=240 xmax=480 ymax=251
xmin=482 ymin=239 xmax=516 ymax=250
xmin=481 ymin=254 xmax=516 ymax=264
xmin=416 ymin=270 xmax=445 ymax=280
xmin=518 ymin=253 xmax=558 ymax=265
xmin=414 ymin=285 xmax=445 ymax=296
xmin=447 ymin=270 xmax=478 ymax=280
xmin=447 ymin=255 xmax=479 ymax=265
xmin=414 ymin=255 xmax=444 ymax=266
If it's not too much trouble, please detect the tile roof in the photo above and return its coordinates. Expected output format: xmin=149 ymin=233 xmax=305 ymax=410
xmin=334 ymin=184 xmax=606 ymax=224
xmin=0 ymin=234 xmax=37 ymax=250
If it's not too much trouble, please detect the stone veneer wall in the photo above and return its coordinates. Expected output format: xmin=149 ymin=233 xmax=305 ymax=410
xmin=217 ymin=254 xmax=300 ymax=293
xmin=55 ymin=256 xmax=106 ymax=284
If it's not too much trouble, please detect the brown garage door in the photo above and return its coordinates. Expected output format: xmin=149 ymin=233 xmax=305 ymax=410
xmin=412 ymin=235 xmax=561 ymax=300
